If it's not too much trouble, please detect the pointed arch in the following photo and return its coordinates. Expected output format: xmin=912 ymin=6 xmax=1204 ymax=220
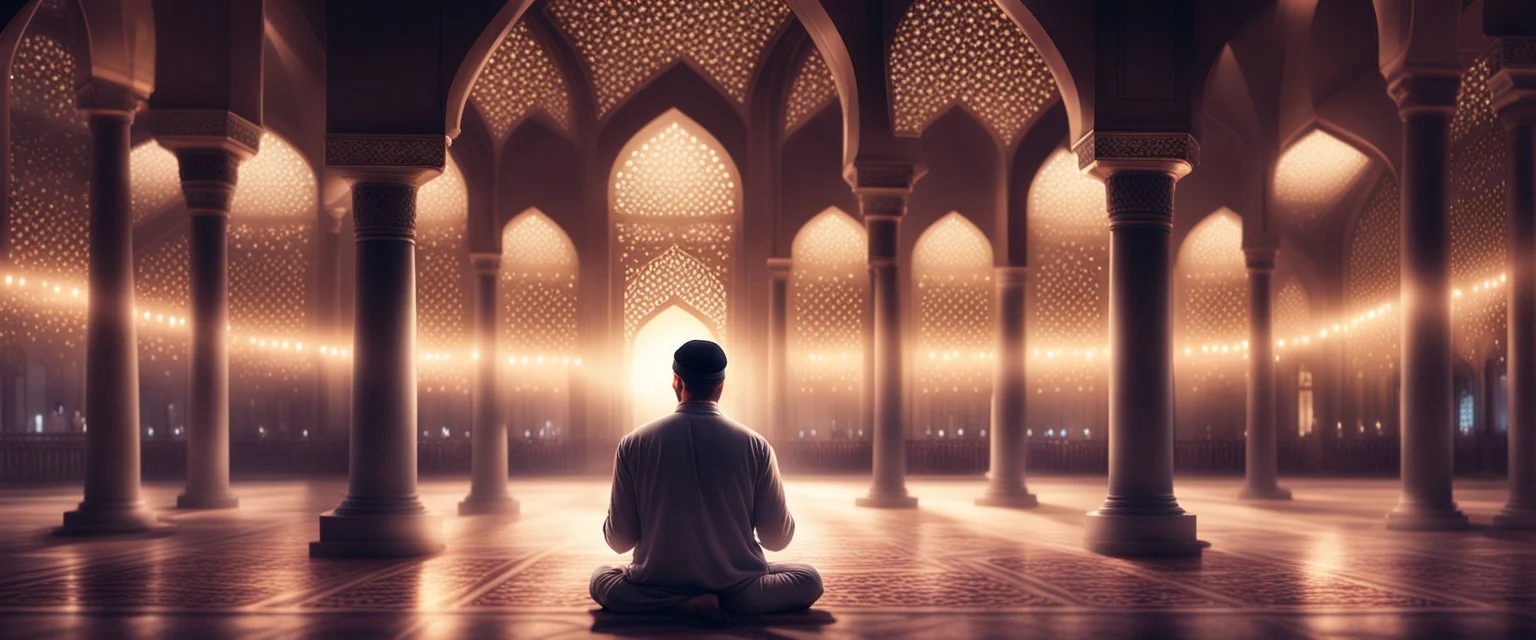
xmin=1027 ymin=147 xmax=1106 ymax=350
xmin=890 ymin=0 xmax=1061 ymax=147
xmin=911 ymin=211 xmax=994 ymax=437
xmin=499 ymin=207 xmax=579 ymax=359
xmin=1273 ymin=128 xmax=1374 ymax=231
xmin=788 ymin=207 xmax=866 ymax=436
xmin=414 ymin=156 xmax=470 ymax=355
xmin=1177 ymin=208 xmax=1247 ymax=349
xmin=624 ymin=247 xmax=727 ymax=342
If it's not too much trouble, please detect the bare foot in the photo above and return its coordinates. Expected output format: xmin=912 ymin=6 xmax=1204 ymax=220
xmin=673 ymin=593 xmax=728 ymax=625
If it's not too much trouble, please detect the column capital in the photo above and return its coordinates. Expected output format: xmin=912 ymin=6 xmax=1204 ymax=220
xmin=326 ymin=134 xmax=447 ymax=185
xmin=994 ymin=266 xmax=1029 ymax=286
xmin=848 ymin=162 xmax=924 ymax=222
xmin=844 ymin=161 xmax=925 ymax=191
xmin=1386 ymin=69 xmax=1461 ymax=115
xmin=173 ymin=148 xmax=241 ymax=215
xmin=1073 ymin=131 xmax=1198 ymax=180
xmin=766 ymin=257 xmax=793 ymax=278
xmin=1102 ymin=172 xmax=1176 ymax=231
xmin=1489 ymin=37 xmax=1536 ymax=122
xmin=152 ymin=110 xmax=261 ymax=158
xmin=351 ymin=182 xmax=419 ymax=241
xmin=75 ymin=78 xmax=145 ymax=118
xmin=1244 ymin=247 xmax=1277 ymax=272
xmin=469 ymin=252 xmax=502 ymax=275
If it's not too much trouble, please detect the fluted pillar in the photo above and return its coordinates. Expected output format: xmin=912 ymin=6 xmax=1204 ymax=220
xmin=312 ymin=135 xmax=445 ymax=557
xmin=766 ymin=258 xmax=792 ymax=441
xmin=460 ymin=253 xmax=518 ymax=516
xmin=1385 ymin=71 xmax=1470 ymax=531
xmin=1077 ymin=132 xmax=1202 ymax=557
xmin=60 ymin=100 xmax=157 ymax=534
xmin=978 ymin=266 xmax=1036 ymax=508
xmin=1240 ymin=247 xmax=1290 ymax=500
xmin=853 ymin=163 xmax=922 ymax=509
xmin=1491 ymin=38 xmax=1536 ymax=530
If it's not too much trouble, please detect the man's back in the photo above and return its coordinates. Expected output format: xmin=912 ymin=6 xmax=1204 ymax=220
xmin=602 ymin=401 xmax=794 ymax=592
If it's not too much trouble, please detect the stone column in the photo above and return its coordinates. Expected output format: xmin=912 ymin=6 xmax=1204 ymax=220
xmin=1077 ymin=132 xmax=1202 ymax=556
xmin=60 ymin=100 xmax=158 ymax=534
xmin=460 ymin=253 xmax=518 ymax=516
xmin=1239 ymin=247 xmax=1290 ymax=500
xmin=311 ymin=135 xmax=445 ymax=557
xmin=766 ymin=258 xmax=792 ymax=441
xmin=1385 ymin=72 xmax=1470 ymax=531
xmin=153 ymin=111 xmax=260 ymax=509
xmin=174 ymin=148 xmax=242 ymax=509
xmin=1491 ymin=38 xmax=1536 ymax=530
xmin=853 ymin=163 xmax=921 ymax=509
xmin=978 ymin=266 xmax=1037 ymax=507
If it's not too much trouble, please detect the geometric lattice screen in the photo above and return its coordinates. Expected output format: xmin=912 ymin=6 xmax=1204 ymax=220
xmin=499 ymin=208 xmax=578 ymax=439
xmin=1175 ymin=209 xmax=1247 ymax=440
xmin=789 ymin=207 xmax=866 ymax=438
xmin=613 ymin=110 xmax=740 ymax=429
xmin=1026 ymin=148 xmax=1108 ymax=439
xmin=890 ymin=0 xmax=1058 ymax=146
xmin=912 ymin=212 xmax=993 ymax=438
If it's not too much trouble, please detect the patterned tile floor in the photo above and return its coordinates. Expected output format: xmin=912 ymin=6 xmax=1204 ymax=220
xmin=0 ymin=476 xmax=1533 ymax=638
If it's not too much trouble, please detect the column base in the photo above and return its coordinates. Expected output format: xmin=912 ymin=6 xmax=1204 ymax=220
xmin=1084 ymin=511 xmax=1204 ymax=557
xmin=177 ymin=492 xmax=239 ymax=510
xmin=856 ymin=491 xmax=918 ymax=509
xmin=458 ymin=495 xmax=520 ymax=516
xmin=1385 ymin=502 xmax=1470 ymax=531
xmin=1493 ymin=504 xmax=1536 ymax=531
xmin=309 ymin=510 xmax=444 ymax=558
xmin=58 ymin=501 xmax=161 ymax=536
xmin=1237 ymin=484 xmax=1292 ymax=501
xmin=975 ymin=489 xmax=1038 ymax=509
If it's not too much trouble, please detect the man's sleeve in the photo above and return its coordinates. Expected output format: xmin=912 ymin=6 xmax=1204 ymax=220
xmin=602 ymin=441 xmax=641 ymax=553
xmin=752 ymin=442 xmax=795 ymax=552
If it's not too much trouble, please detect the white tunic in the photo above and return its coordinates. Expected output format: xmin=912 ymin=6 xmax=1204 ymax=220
xmin=602 ymin=401 xmax=796 ymax=592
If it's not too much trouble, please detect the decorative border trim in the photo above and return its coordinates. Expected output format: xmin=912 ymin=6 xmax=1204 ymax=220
xmin=1074 ymin=132 xmax=1200 ymax=172
xmin=1491 ymin=37 xmax=1536 ymax=72
xmin=1386 ymin=72 xmax=1460 ymax=112
xmin=153 ymin=110 xmax=262 ymax=155
xmin=468 ymin=252 xmax=502 ymax=274
xmin=845 ymin=162 xmax=923 ymax=190
xmin=326 ymin=134 xmax=447 ymax=170
xmin=1243 ymin=247 xmax=1277 ymax=272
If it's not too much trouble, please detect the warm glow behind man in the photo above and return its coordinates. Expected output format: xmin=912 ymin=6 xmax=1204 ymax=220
xmin=589 ymin=340 xmax=822 ymax=620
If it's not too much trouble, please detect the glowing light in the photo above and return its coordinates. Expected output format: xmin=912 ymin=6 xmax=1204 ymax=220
xmin=630 ymin=305 xmax=717 ymax=427
xmin=1273 ymin=130 xmax=1370 ymax=224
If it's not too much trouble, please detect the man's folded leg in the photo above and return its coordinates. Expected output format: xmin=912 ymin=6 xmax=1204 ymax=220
xmin=718 ymin=562 xmax=824 ymax=615
xmin=589 ymin=565 xmax=698 ymax=613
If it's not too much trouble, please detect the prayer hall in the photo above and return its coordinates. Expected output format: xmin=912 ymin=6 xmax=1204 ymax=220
xmin=1 ymin=0 xmax=1536 ymax=637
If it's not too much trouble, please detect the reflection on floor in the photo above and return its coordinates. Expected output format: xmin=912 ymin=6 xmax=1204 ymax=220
xmin=0 ymin=476 xmax=1534 ymax=638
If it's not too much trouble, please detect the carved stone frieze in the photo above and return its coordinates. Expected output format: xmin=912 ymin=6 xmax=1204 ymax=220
xmin=153 ymin=110 xmax=262 ymax=156
xmin=352 ymin=182 xmax=419 ymax=241
xmin=1386 ymin=72 xmax=1460 ymax=112
xmin=326 ymin=134 xmax=447 ymax=174
xmin=1074 ymin=132 xmax=1200 ymax=173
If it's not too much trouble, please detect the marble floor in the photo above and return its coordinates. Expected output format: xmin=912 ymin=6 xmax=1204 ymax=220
xmin=0 ymin=475 xmax=1533 ymax=639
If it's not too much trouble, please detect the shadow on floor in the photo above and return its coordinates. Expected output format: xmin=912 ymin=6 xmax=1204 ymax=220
xmin=589 ymin=608 xmax=837 ymax=637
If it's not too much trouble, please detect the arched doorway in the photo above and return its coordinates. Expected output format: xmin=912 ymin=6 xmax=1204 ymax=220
xmin=612 ymin=110 xmax=741 ymax=434
xmin=789 ymin=207 xmax=866 ymax=441
xmin=911 ymin=211 xmax=993 ymax=439
xmin=629 ymin=305 xmax=718 ymax=428
xmin=499 ymin=208 xmax=578 ymax=441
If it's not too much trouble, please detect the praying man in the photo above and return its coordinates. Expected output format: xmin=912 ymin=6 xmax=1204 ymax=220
xmin=589 ymin=340 xmax=823 ymax=620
